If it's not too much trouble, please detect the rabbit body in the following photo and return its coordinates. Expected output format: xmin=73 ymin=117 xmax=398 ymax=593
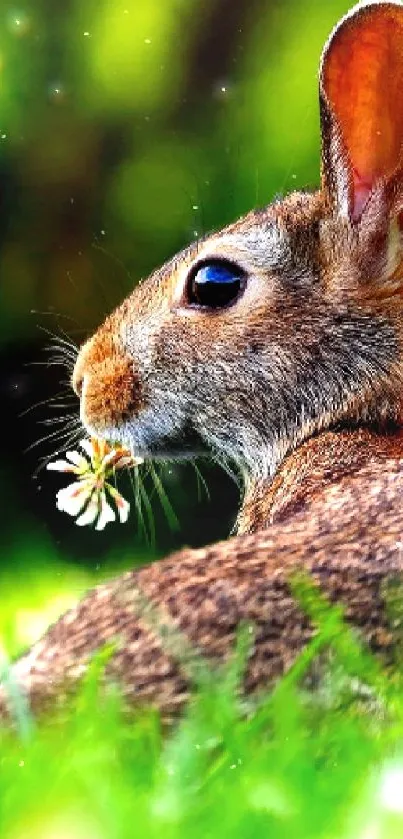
xmin=3 ymin=0 xmax=403 ymax=719
xmin=2 ymin=427 xmax=403 ymax=722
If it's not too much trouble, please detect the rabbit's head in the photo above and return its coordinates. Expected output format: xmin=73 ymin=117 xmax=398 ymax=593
xmin=73 ymin=1 xmax=403 ymax=481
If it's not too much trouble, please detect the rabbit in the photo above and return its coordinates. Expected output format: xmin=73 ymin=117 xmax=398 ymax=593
xmin=72 ymin=0 xmax=403 ymax=535
xmin=3 ymin=0 xmax=403 ymax=722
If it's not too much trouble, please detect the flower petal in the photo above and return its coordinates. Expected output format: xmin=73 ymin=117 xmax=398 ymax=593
xmin=95 ymin=492 xmax=116 ymax=531
xmin=79 ymin=438 xmax=94 ymax=459
xmin=76 ymin=493 xmax=100 ymax=527
xmin=118 ymin=454 xmax=143 ymax=469
xmin=102 ymin=449 xmax=127 ymax=470
xmin=47 ymin=460 xmax=79 ymax=474
xmin=108 ymin=484 xmax=130 ymax=523
xmin=116 ymin=494 xmax=130 ymax=523
xmin=91 ymin=437 xmax=110 ymax=469
xmin=102 ymin=449 xmax=140 ymax=472
xmin=65 ymin=450 xmax=89 ymax=471
xmin=56 ymin=479 xmax=93 ymax=517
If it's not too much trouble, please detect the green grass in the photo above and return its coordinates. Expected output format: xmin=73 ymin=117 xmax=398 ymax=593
xmin=2 ymin=574 xmax=403 ymax=838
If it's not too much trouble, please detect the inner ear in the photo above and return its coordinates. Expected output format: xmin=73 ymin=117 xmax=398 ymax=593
xmin=320 ymin=2 xmax=403 ymax=222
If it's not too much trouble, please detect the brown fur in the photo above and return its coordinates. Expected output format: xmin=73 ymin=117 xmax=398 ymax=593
xmin=239 ymin=427 xmax=403 ymax=531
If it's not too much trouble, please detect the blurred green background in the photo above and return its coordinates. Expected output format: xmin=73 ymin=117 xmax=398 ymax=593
xmin=0 ymin=0 xmax=352 ymax=653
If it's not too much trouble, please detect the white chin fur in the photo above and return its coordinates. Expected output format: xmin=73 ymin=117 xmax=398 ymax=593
xmin=80 ymin=405 xmax=187 ymax=460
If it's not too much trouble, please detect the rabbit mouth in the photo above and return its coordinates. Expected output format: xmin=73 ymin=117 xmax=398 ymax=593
xmin=132 ymin=425 xmax=205 ymax=461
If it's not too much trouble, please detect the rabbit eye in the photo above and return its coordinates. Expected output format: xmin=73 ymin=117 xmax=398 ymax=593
xmin=187 ymin=260 xmax=245 ymax=309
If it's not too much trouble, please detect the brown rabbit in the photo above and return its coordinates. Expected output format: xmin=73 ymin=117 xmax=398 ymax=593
xmin=3 ymin=0 xmax=403 ymax=722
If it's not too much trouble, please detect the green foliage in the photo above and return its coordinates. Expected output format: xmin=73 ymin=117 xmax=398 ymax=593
xmin=2 ymin=587 xmax=403 ymax=838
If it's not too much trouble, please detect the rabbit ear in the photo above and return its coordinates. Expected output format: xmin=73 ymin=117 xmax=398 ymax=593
xmin=320 ymin=1 xmax=403 ymax=223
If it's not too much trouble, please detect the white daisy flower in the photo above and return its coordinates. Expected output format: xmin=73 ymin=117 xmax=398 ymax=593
xmin=47 ymin=438 xmax=143 ymax=530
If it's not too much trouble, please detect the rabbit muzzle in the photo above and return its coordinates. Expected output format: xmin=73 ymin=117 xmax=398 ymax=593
xmin=72 ymin=321 xmax=144 ymax=442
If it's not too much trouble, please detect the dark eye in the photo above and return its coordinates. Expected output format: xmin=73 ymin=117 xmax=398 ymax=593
xmin=187 ymin=260 xmax=245 ymax=309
